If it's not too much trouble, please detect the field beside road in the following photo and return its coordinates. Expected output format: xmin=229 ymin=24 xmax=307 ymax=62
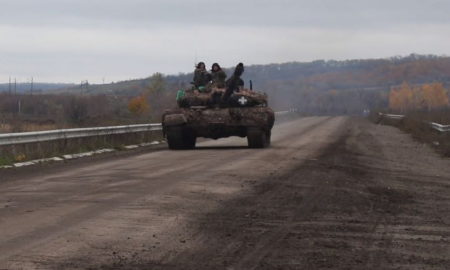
xmin=374 ymin=111 xmax=450 ymax=156
xmin=0 ymin=116 xmax=449 ymax=269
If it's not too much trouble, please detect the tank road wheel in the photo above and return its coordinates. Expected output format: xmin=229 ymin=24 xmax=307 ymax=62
xmin=166 ymin=126 xmax=196 ymax=150
xmin=266 ymin=130 xmax=272 ymax=146
xmin=247 ymin=127 xmax=270 ymax=148
xmin=166 ymin=126 xmax=185 ymax=149
xmin=183 ymin=130 xmax=196 ymax=149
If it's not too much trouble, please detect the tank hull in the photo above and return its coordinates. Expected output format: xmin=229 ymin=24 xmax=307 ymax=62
xmin=162 ymin=106 xmax=275 ymax=148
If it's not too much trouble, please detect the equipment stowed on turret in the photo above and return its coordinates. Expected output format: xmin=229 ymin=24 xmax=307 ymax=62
xmin=162 ymin=63 xmax=275 ymax=149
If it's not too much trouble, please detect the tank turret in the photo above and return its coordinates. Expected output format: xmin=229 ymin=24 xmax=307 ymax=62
xmin=162 ymin=63 xmax=274 ymax=149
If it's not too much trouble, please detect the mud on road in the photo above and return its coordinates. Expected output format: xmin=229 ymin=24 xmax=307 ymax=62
xmin=1 ymin=117 xmax=450 ymax=269
xmin=88 ymin=119 xmax=450 ymax=270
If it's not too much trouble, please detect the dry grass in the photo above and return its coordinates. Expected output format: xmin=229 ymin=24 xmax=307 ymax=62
xmin=0 ymin=123 xmax=10 ymax=133
xmin=405 ymin=110 xmax=450 ymax=125
xmin=372 ymin=110 xmax=450 ymax=157
xmin=0 ymin=130 xmax=163 ymax=166
xmin=0 ymin=123 xmax=60 ymax=133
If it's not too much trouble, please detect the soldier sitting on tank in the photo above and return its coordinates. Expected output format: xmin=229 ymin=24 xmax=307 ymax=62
xmin=192 ymin=62 xmax=211 ymax=91
xmin=222 ymin=63 xmax=244 ymax=104
xmin=210 ymin=63 xmax=227 ymax=88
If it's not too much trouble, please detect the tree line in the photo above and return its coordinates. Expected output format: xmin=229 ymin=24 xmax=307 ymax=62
xmin=389 ymin=82 xmax=449 ymax=113
xmin=1 ymin=54 xmax=450 ymax=132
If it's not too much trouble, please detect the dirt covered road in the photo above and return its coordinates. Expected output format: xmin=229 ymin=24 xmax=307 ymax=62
xmin=0 ymin=117 xmax=450 ymax=269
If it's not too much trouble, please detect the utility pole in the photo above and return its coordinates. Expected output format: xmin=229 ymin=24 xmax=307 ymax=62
xmin=8 ymin=77 xmax=11 ymax=94
xmin=14 ymin=78 xmax=16 ymax=95
xmin=30 ymin=77 xmax=34 ymax=95
xmin=80 ymin=80 xmax=89 ymax=93
xmin=80 ymin=80 xmax=85 ymax=93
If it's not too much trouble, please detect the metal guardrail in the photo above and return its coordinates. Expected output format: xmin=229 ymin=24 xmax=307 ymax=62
xmin=0 ymin=123 xmax=162 ymax=146
xmin=430 ymin=122 xmax=450 ymax=132
xmin=1 ymin=111 xmax=446 ymax=147
xmin=378 ymin=113 xmax=405 ymax=120
xmin=274 ymin=111 xmax=289 ymax=115
xmin=379 ymin=113 xmax=450 ymax=133
xmin=0 ymin=109 xmax=298 ymax=147
xmin=275 ymin=108 xmax=299 ymax=115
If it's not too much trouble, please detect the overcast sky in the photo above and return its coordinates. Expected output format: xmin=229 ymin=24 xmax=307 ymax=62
xmin=1 ymin=0 xmax=450 ymax=83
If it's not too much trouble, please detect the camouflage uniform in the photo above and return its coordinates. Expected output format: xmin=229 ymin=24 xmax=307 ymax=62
xmin=193 ymin=69 xmax=211 ymax=88
xmin=211 ymin=69 xmax=227 ymax=88
xmin=223 ymin=63 xmax=245 ymax=103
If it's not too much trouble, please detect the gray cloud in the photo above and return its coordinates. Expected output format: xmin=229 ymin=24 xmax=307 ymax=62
xmin=2 ymin=0 xmax=450 ymax=29
xmin=1 ymin=0 xmax=450 ymax=82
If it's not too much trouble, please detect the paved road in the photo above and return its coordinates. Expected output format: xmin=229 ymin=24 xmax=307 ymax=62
xmin=0 ymin=117 xmax=449 ymax=269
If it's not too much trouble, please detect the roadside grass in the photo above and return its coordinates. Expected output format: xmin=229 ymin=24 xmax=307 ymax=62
xmin=406 ymin=110 xmax=450 ymax=125
xmin=0 ymin=156 xmax=14 ymax=166
xmin=0 ymin=132 xmax=163 ymax=167
xmin=371 ymin=110 xmax=450 ymax=157
xmin=0 ymin=121 xmax=61 ymax=133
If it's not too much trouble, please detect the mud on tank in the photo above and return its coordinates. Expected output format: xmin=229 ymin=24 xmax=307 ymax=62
xmin=162 ymin=86 xmax=275 ymax=149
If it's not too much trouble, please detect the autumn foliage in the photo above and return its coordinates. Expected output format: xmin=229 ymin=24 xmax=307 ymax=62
xmin=389 ymin=82 xmax=449 ymax=112
xmin=128 ymin=95 xmax=149 ymax=116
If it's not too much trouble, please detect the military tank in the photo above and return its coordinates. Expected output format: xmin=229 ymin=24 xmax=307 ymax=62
xmin=162 ymin=87 xmax=274 ymax=149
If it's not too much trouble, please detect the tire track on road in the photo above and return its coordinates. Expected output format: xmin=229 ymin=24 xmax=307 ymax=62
xmin=0 ymin=117 xmax=335 ymax=269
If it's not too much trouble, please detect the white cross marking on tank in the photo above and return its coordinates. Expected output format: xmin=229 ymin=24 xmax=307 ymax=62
xmin=238 ymin=97 xmax=248 ymax=105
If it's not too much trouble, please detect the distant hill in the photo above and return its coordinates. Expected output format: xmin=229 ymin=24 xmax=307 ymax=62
xmin=0 ymin=82 xmax=75 ymax=94
xmin=2 ymin=54 xmax=449 ymax=129
xmin=49 ymin=54 xmax=450 ymax=113
xmin=52 ymin=54 xmax=450 ymax=94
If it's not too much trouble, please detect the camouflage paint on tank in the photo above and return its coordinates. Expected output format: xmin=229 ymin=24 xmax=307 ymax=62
xmin=163 ymin=87 xmax=274 ymax=140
